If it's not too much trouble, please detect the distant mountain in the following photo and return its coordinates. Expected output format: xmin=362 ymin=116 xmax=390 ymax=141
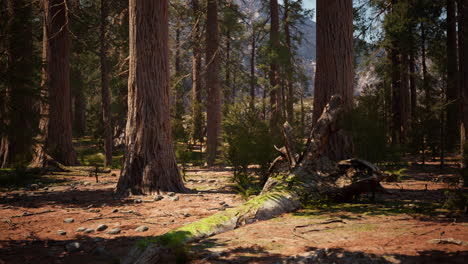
xmin=235 ymin=0 xmax=317 ymax=93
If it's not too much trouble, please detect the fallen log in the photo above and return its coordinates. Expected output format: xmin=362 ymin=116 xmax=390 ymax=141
xmin=121 ymin=95 xmax=388 ymax=263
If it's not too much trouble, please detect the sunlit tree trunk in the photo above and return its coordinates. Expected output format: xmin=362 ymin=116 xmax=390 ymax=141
xmin=313 ymin=0 xmax=354 ymax=159
xmin=115 ymin=0 xmax=185 ymax=195
xmin=191 ymin=0 xmax=204 ymax=144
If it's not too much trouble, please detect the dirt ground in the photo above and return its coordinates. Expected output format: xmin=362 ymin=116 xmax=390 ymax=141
xmin=0 ymin=159 xmax=467 ymax=264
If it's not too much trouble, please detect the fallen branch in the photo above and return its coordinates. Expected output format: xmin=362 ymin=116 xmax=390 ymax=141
xmin=11 ymin=210 xmax=55 ymax=218
xmin=82 ymin=215 xmax=145 ymax=222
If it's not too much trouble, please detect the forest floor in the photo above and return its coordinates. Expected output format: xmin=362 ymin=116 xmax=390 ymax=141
xmin=0 ymin=157 xmax=467 ymax=264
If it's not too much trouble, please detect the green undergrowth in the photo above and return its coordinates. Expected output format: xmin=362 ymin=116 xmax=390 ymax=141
xmin=75 ymin=137 xmax=123 ymax=169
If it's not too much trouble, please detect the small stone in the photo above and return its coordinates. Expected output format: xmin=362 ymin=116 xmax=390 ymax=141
xmin=87 ymin=204 xmax=94 ymax=208
xmin=223 ymin=204 xmax=229 ymax=207
xmin=111 ymin=173 xmax=117 ymax=177
xmin=63 ymin=218 xmax=75 ymax=223
xmin=112 ymin=208 xmax=119 ymax=213
xmin=170 ymin=196 xmax=179 ymax=201
xmin=76 ymin=227 xmax=87 ymax=232
xmin=65 ymin=242 xmax=82 ymax=253
xmin=88 ymin=208 xmax=101 ymax=213
xmin=183 ymin=213 xmax=191 ymax=217
xmin=219 ymin=201 xmax=226 ymax=205
xmin=167 ymin=192 xmax=176 ymax=197
xmin=208 ymin=179 xmax=216 ymax=183
xmin=83 ymin=182 xmax=91 ymax=186
xmin=135 ymin=225 xmax=149 ymax=232
xmin=84 ymin=228 xmax=94 ymax=234
xmin=134 ymin=198 xmax=142 ymax=204
xmin=42 ymin=187 xmax=49 ymax=191
xmin=57 ymin=230 xmax=67 ymax=236
xmin=106 ymin=228 xmax=121 ymax=235
xmin=93 ymin=237 xmax=104 ymax=243
xmin=96 ymin=224 xmax=108 ymax=231
xmin=154 ymin=195 xmax=164 ymax=201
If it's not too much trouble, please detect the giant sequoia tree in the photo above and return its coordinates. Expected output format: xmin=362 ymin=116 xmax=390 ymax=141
xmin=115 ymin=0 xmax=185 ymax=195
xmin=31 ymin=0 xmax=78 ymax=167
xmin=312 ymin=0 xmax=354 ymax=159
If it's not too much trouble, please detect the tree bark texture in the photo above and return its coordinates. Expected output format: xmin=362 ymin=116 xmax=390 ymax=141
xmin=101 ymin=0 xmax=112 ymax=167
xmin=116 ymin=0 xmax=185 ymax=195
xmin=284 ymin=0 xmax=294 ymax=124
xmin=312 ymin=0 xmax=354 ymax=160
xmin=31 ymin=0 xmax=78 ymax=167
xmin=459 ymin=0 xmax=468 ymax=165
xmin=205 ymin=0 xmax=221 ymax=166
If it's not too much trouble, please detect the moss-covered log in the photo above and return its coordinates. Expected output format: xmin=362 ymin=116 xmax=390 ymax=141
xmin=122 ymin=95 xmax=388 ymax=263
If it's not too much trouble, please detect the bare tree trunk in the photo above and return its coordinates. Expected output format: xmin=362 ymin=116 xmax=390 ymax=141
xmin=191 ymin=0 xmax=204 ymax=144
xmin=446 ymin=0 xmax=459 ymax=151
xmin=409 ymin=48 xmax=416 ymax=122
xmin=225 ymin=29 xmax=231 ymax=106
xmin=115 ymin=0 xmax=185 ymax=196
xmin=284 ymin=0 xmax=294 ymax=124
xmin=101 ymin=0 xmax=112 ymax=168
xmin=269 ymin=0 xmax=281 ymax=130
xmin=205 ymin=0 xmax=221 ymax=167
xmin=313 ymin=0 xmax=354 ymax=160
xmin=31 ymin=0 xmax=78 ymax=167
xmin=250 ymin=30 xmax=256 ymax=110
xmin=459 ymin=0 xmax=468 ymax=167
xmin=400 ymin=52 xmax=410 ymax=143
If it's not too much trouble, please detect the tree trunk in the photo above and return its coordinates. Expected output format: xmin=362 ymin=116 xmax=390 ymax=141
xmin=1 ymin=0 xmax=36 ymax=168
xmin=409 ymin=48 xmax=416 ymax=122
xmin=191 ymin=0 xmax=204 ymax=144
xmin=121 ymin=96 xmax=388 ymax=264
xmin=72 ymin=66 xmax=86 ymax=137
xmin=447 ymin=0 xmax=459 ymax=151
xmin=250 ymin=30 xmax=256 ymax=110
xmin=284 ymin=0 xmax=294 ymax=124
xmin=101 ymin=0 xmax=112 ymax=168
xmin=459 ymin=0 xmax=468 ymax=166
xmin=269 ymin=0 xmax=281 ymax=130
xmin=400 ymin=51 xmax=410 ymax=143
xmin=31 ymin=0 xmax=78 ymax=167
xmin=312 ymin=0 xmax=354 ymax=160
xmin=205 ymin=0 xmax=221 ymax=167
xmin=225 ymin=29 xmax=231 ymax=106
xmin=115 ymin=0 xmax=185 ymax=196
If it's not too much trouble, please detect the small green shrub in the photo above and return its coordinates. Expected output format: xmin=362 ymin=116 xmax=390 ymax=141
xmin=222 ymin=100 xmax=276 ymax=183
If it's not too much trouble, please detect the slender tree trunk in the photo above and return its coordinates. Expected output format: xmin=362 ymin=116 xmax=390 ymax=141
xmin=191 ymin=0 xmax=203 ymax=144
xmin=72 ymin=66 xmax=86 ymax=137
xmin=447 ymin=0 xmax=459 ymax=151
xmin=250 ymin=30 xmax=256 ymax=110
xmin=400 ymin=52 xmax=410 ymax=142
xmin=31 ymin=0 xmax=78 ymax=167
xmin=101 ymin=0 xmax=112 ymax=167
xmin=205 ymin=0 xmax=221 ymax=166
xmin=284 ymin=0 xmax=294 ymax=124
xmin=174 ymin=26 xmax=185 ymax=120
xmin=409 ymin=48 xmax=416 ymax=122
xmin=458 ymin=0 xmax=468 ymax=167
xmin=115 ymin=0 xmax=185 ymax=196
xmin=313 ymin=0 xmax=354 ymax=160
xmin=225 ymin=29 xmax=231 ymax=106
xmin=269 ymin=0 xmax=281 ymax=130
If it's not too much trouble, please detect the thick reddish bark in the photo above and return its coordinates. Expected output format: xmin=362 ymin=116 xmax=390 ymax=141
xmin=116 ymin=0 xmax=185 ymax=195
xmin=31 ymin=0 xmax=78 ymax=167
xmin=205 ymin=0 xmax=221 ymax=166
xmin=313 ymin=0 xmax=354 ymax=160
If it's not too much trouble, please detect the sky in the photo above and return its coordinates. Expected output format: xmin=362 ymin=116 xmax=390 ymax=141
xmin=303 ymin=0 xmax=316 ymax=21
